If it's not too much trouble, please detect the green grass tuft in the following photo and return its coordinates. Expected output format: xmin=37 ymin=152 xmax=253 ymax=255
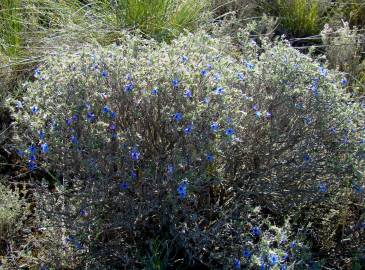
xmin=275 ymin=0 xmax=320 ymax=37
xmin=0 ymin=0 xmax=23 ymax=57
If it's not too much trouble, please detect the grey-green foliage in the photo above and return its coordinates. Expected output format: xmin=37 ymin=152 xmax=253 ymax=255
xmin=0 ymin=182 xmax=24 ymax=239
xmin=8 ymin=26 xmax=364 ymax=268
xmin=321 ymin=21 xmax=364 ymax=93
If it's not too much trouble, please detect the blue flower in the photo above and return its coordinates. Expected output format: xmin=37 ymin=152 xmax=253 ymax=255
xmin=252 ymin=104 xmax=258 ymax=111
xmin=173 ymin=112 xmax=183 ymax=122
xmin=109 ymin=123 xmax=116 ymax=130
xmin=66 ymin=118 xmax=72 ymax=126
xmin=319 ymin=182 xmax=327 ymax=193
xmin=207 ymin=64 xmax=213 ymax=70
xmin=328 ymin=127 xmax=337 ymax=134
xmin=210 ymin=122 xmax=219 ymax=132
xmin=260 ymin=261 xmax=265 ymax=270
xmin=101 ymin=70 xmax=108 ymax=78
xmin=251 ymin=226 xmax=261 ymax=237
xmin=180 ymin=55 xmax=188 ymax=63
xmin=312 ymin=78 xmax=319 ymax=96
xmin=124 ymin=83 xmax=134 ymax=92
xmin=233 ymin=258 xmax=241 ymax=269
xmin=177 ymin=182 xmax=187 ymax=199
xmin=215 ymin=86 xmax=224 ymax=95
xmin=213 ymin=73 xmax=221 ymax=81
xmin=341 ymin=78 xmax=347 ymax=86
xmin=38 ymin=130 xmax=45 ymax=140
xmin=290 ymin=241 xmax=297 ymax=249
xmin=71 ymin=135 xmax=78 ymax=144
xmin=102 ymin=106 xmax=110 ymax=114
xmin=31 ymin=106 xmax=38 ymax=114
xmin=303 ymin=154 xmax=311 ymax=163
xmin=265 ymin=111 xmax=272 ymax=118
xmin=282 ymin=252 xmax=289 ymax=261
xmin=15 ymin=100 xmax=23 ymax=109
xmin=72 ymin=114 xmax=78 ymax=122
xmin=206 ymin=153 xmax=214 ymax=162
xmin=130 ymin=148 xmax=140 ymax=161
xmin=65 ymin=235 xmax=75 ymax=243
xmin=201 ymin=69 xmax=207 ymax=77
xmin=172 ymin=78 xmax=179 ymax=88
xmin=27 ymin=161 xmax=37 ymax=171
xmin=304 ymin=116 xmax=312 ymax=125
xmin=243 ymin=249 xmax=251 ymax=258
xmin=352 ymin=183 xmax=364 ymax=193
xmin=109 ymin=111 xmax=116 ymax=119
xmin=184 ymin=124 xmax=192 ymax=135
xmin=119 ymin=182 xmax=128 ymax=190
xmin=255 ymin=111 xmax=262 ymax=118
xmin=246 ymin=62 xmax=255 ymax=70
xmin=237 ymin=72 xmax=245 ymax=81
xmin=34 ymin=68 xmax=41 ymax=78
xmin=16 ymin=149 xmax=25 ymax=157
xmin=203 ymin=97 xmax=210 ymax=104
xmin=29 ymin=155 xmax=37 ymax=161
xmin=319 ymin=66 xmax=327 ymax=77
xmin=281 ymin=264 xmax=287 ymax=270
xmin=87 ymin=112 xmax=95 ymax=121
xmin=131 ymin=170 xmax=138 ymax=179
xmin=225 ymin=128 xmax=235 ymax=136
xmin=28 ymin=145 xmax=37 ymax=155
xmin=74 ymin=242 xmax=82 ymax=250
xmin=280 ymin=235 xmax=287 ymax=245
xmin=41 ymin=143 xmax=49 ymax=154
xmin=268 ymin=253 xmax=279 ymax=265
xmin=80 ymin=209 xmax=87 ymax=217
xmin=184 ymin=90 xmax=192 ymax=98
xmin=151 ymin=88 xmax=158 ymax=95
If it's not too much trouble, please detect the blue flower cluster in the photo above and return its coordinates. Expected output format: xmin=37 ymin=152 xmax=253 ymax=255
xmin=177 ymin=181 xmax=187 ymax=199
xmin=19 ymin=129 xmax=50 ymax=171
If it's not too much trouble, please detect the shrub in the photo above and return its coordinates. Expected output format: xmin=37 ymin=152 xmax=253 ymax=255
xmin=8 ymin=28 xmax=364 ymax=268
xmin=0 ymin=180 xmax=28 ymax=264
xmin=0 ymin=182 xmax=23 ymax=238
xmin=321 ymin=22 xmax=364 ymax=94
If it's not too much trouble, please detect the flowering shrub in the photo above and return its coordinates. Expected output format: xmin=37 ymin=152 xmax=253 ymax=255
xmin=230 ymin=210 xmax=319 ymax=270
xmin=8 ymin=28 xmax=364 ymax=268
